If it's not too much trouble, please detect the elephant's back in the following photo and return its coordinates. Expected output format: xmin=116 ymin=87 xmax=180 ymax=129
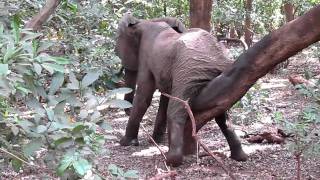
xmin=172 ymin=29 xmax=233 ymax=98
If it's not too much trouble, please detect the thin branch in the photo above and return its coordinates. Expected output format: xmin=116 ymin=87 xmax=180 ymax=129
xmin=162 ymin=93 xmax=236 ymax=180
xmin=0 ymin=147 xmax=38 ymax=168
xmin=141 ymin=125 xmax=169 ymax=171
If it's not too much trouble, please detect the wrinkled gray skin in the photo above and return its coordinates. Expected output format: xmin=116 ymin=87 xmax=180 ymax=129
xmin=117 ymin=15 xmax=187 ymax=143
xmin=115 ymin=13 xmax=247 ymax=166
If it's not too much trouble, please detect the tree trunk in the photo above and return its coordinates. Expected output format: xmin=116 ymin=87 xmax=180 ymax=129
xmin=284 ymin=2 xmax=295 ymax=22
xmin=24 ymin=0 xmax=61 ymax=30
xmin=191 ymin=5 xmax=320 ymax=129
xmin=244 ymin=0 xmax=253 ymax=47
xmin=189 ymin=0 xmax=213 ymax=32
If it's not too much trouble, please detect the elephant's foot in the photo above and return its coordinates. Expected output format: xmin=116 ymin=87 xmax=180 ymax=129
xmin=166 ymin=149 xmax=183 ymax=167
xmin=120 ymin=136 xmax=139 ymax=146
xmin=230 ymin=148 xmax=248 ymax=161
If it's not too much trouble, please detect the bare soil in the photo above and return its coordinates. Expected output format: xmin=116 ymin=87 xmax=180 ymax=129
xmin=1 ymin=55 xmax=319 ymax=179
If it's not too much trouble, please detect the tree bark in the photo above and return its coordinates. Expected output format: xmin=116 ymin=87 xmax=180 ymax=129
xmin=189 ymin=0 xmax=213 ymax=32
xmin=284 ymin=2 xmax=295 ymax=22
xmin=244 ymin=0 xmax=253 ymax=47
xmin=191 ymin=5 xmax=320 ymax=129
xmin=24 ymin=0 xmax=61 ymax=30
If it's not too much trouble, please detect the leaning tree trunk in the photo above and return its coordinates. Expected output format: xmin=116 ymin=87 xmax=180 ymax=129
xmin=25 ymin=0 xmax=61 ymax=30
xmin=191 ymin=5 xmax=320 ymax=129
xmin=189 ymin=0 xmax=213 ymax=32
xmin=273 ymin=2 xmax=295 ymax=71
xmin=244 ymin=0 xmax=253 ymax=47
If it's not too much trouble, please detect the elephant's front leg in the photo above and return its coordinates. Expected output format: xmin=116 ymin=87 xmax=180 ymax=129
xmin=215 ymin=112 xmax=248 ymax=161
xmin=120 ymin=70 xmax=155 ymax=146
xmin=152 ymin=95 xmax=168 ymax=143
xmin=123 ymin=69 xmax=137 ymax=116
xmin=166 ymin=101 xmax=187 ymax=167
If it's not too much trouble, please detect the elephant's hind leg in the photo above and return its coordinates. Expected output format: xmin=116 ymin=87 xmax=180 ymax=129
xmin=152 ymin=94 xmax=168 ymax=143
xmin=166 ymin=100 xmax=187 ymax=167
xmin=215 ymin=112 xmax=248 ymax=161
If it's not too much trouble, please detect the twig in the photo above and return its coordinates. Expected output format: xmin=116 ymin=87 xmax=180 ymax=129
xmin=141 ymin=125 xmax=169 ymax=171
xmin=149 ymin=170 xmax=177 ymax=180
xmin=0 ymin=147 xmax=38 ymax=168
xmin=162 ymin=93 xmax=236 ymax=180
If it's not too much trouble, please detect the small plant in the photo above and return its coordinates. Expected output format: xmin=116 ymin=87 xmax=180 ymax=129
xmin=108 ymin=164 xmax=139 ymax=179
xmin=232 ymin=83 xmax=270 ymax=125
xmin=275 ymin=78 xmax=320 ymax=180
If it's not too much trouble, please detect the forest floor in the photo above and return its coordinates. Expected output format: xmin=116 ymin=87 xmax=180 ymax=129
xmin=1 ymin=54 xmax=319 ymax=179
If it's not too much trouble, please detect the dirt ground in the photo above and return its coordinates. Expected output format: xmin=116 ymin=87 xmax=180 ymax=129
xmin=1 ymin=55 xmax=319 ymax=179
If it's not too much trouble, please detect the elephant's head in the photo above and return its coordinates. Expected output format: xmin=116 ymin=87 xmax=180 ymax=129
xmin=115 ymin=12 xmax=186 ymax=71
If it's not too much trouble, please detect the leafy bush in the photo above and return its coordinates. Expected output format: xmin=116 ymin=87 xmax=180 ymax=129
xmin=0 ymin=19 xmax=132 ymax=178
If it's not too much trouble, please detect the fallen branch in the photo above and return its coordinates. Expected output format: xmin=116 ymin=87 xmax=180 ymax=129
xmin=162 ymin=93 xmax=236 ymax=180
xmin=141 ymin=125 xmax=169 ymax=171
xmin=0 ymin=147 xmax=39 ymax=168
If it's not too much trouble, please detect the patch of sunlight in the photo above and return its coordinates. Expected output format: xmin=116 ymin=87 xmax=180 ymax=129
xmin=243 ymin=144 xmax=281 ymax=155
xmin=132 ymin=146 xmax=168 ymax=157
xmin=116 ymin=111 xmax=126 ymax=115
xmin=154 ymin=90 xmax=161 ymax=97
xmin=260 ymin=82 xmax=287 ymax=89
xmin=260 ymin=115 xmax=273 ymax=124
xmin=113 ymin=116 xmax=129 ymax=122
xmin=248 ymin=122 xmax=265 ymax=130
xmin=216 ymin=144 xmax=281 ymax=156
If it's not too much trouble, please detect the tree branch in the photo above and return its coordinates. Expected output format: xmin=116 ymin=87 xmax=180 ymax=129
xmin=192 ymin=5 xmax=320 ymax=129
xmin=162 ymin=93 xmax=236 ymax=180
xmin=24 ymin=0 xmax=61 ymax=30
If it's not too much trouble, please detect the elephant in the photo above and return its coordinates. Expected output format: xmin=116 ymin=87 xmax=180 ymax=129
xmin=115 ymin=12 xmax=248 ymax=166
xmin=117 ymin=14 xmax=187 ymax=143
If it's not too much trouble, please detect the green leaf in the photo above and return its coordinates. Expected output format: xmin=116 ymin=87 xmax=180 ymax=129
xmin=109 ymin=87 xmax=132 ymax=95
xmin=23 ymin=140 xmax=43 ymax=156
xmin=124 ymin=170 xmax=139 ymax=178
xmin=107 ymin=99 xmax=132 ymax=109
xmin=81 ymin=71 xmax=100 ymax=88
xmin=72 ymin=124 xmax=86 ymax=134
xmin=108 ymin=164 xmax=119 ymax=176
xmin=54 ymin=137 xmax=72 ymax=147
xmin=33 ymin=63 xmax=42 ymax=75
xmin=42 ymin=63 xmax=65 ymax=74
xmin=0 ymin=64 xmax=9 ymax=75
xmin=11 ymin=14 xmax=21 ymax=43
xmin=37 ymin=125 xmax=47 ymax=133
xmin=67 ymin=72 xmax=79 ymax=90
xmin=37 ymin=41 xmax=53 ymax=53
xmin=57 ymin=154 xmax=74 ymax=176
xmin=11 ymin=158 xmax=22 ymax=172
xmin=72 ymin=158 xmax=92 ymax=176
xmin=50 ymin=57 xmax=70 ymax=65
xmin=49 ymin=72 xmax=64 ymax=95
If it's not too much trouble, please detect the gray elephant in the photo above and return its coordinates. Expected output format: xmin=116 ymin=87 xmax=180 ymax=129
xmin=117 ymin=14 xmax=187 ymax=143
xmin=115 ymin=13 xmax=247 ymax=166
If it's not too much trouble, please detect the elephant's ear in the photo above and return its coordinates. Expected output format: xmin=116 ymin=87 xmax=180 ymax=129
xmin=118 ymin=12 xmax=140 ymax=31
xmin=151 ymin=17 xmax=186 ymax=33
